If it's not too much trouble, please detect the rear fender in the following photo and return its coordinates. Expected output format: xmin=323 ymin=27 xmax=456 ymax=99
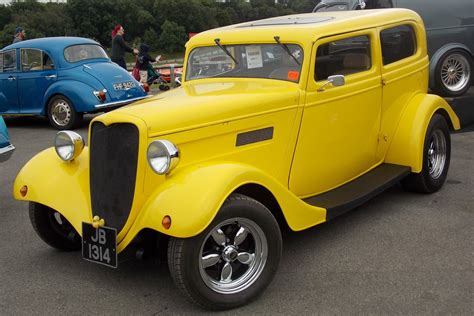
xmin=118 ymin=163 xmax=327 ymax=252
xmin=43 ymin=80 xmax=99 ymax=114
xmin=385 ymin=93 xmax=460 ymax=172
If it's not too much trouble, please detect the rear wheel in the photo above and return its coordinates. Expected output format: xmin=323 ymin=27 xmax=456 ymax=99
xmin=47 ymin=95 xmax=82 ymax=130
xmin=29 ymin=202 xmax=81 ymax=251
xmin=402 ymin=114 xmax=451 ymax=193
xmin=434 ymin=49 xmax=472 ymax=97
xmin=168 ymin=193 xmax=282 ymax=310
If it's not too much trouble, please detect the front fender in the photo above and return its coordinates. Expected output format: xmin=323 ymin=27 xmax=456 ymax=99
xmin=118 ymin=163 xmax=327 ymax=252
xmin=43 ymin=80 xmax=99 ymax=114
xmin=13 ymin=147 xmax=91 ymax=235
xmin=385 ymin=93 xmax=460 ymax=172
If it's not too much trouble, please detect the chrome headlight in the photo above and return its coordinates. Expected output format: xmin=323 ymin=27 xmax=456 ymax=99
xmin=147 ymin=140 xmax=179 ymax=175
xmin=54 ymin=131 xmax=84 ymax=162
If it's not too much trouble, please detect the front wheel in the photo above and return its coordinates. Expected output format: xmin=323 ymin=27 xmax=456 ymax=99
xmin=168 ymin=194 xmax=282 ymax=310
xmin=29 ymin=202 xmax=81 ymax=251
xmin=47 ymin=95 xmax=82 ymax=130
xmin=402 ymin=114 xmax=451 ymax=193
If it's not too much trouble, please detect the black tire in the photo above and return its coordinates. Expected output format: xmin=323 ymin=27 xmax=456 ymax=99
xmin=168 ymin=193 xmax=282 ymax=310
xmin=434 ymin=49 xmax=472 ymax=97
xmin=29 ymin=202 xmax=81 ymax=251
xmin=47 ymin=95 xmax=82 ymax=130
xmin=402 ymin=114 xmax=451 ymax=193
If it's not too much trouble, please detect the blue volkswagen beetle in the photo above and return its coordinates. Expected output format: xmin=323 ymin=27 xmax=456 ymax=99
xmin=0 ymin=37 xmax=148 ymax=129
xmin=0 ymin=116 xmax=14 ymax=162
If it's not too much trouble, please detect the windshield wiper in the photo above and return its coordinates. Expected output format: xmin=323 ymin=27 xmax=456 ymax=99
xmin=214 ymin=38 xmax=238 ymax=65
xmin=274 ymin=36 xmax=301 ymax=65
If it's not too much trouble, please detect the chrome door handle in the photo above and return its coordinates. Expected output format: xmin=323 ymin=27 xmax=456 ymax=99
xmin=7 ymin=76 xmax=15 ymax=81
xmin=45 ymin=75 xmax=57 ymax=79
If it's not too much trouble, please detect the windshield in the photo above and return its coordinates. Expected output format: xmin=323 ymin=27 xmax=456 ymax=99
xmin=64 ymin=44 xmax=108 ymax=63
xmin=313 ymin=0 xmax=357 ymax=12
xmin=186 ymin=43 xmax=304 ymax=83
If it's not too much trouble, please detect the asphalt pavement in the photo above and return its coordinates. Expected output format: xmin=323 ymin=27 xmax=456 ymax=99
xmin=0 ymin=115 xmax=472 ymax=315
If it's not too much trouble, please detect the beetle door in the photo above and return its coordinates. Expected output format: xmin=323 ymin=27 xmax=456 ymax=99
xmin=289 ymin=29 xmax=383 ymax=197
xmin=0 ymin=50 xmax=19 ymax=113
xmin=17 ymin=49 xmax=57 ymax=114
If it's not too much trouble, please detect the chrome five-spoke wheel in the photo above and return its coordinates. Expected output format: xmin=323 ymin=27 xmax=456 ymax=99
xmin=168 ymin=194 xmax=282 ymax=310
xmin=199 ymin=218 xmax=268 ymax=294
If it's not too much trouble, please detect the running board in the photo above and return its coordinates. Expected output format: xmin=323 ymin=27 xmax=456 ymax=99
xmin=303 ymin=164 xmax=411 ymax=221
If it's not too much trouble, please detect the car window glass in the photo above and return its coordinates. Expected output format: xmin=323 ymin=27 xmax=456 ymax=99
xmin=0 ymin=54 xmax=3 ymax=72
xmin=186 ymin=44 xmax=304 ymax=82
xmin=64 ymin=44 xmax=108 ymax=63
xmin=315 ymin=35 xmax=371 ymax=81
xmin=43 ymin=52 xmax=55 ymax=70
xmin=380 ymin=25 xmax=416 ymax=65
xmin=3 ymin=50 xmax=17 ymax=72
xmin=21 ymin=49 xmax=42 ymax=71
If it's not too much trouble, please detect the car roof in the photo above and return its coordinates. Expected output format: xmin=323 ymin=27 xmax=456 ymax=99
xmin=187 ymin=9 xmax=423 ymax=47
xmin=1 ymin=37 xmax=101 ymax=54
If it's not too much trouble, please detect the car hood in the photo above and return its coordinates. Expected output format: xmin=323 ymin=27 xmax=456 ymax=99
xmin=82 ymin=62 xmax=146 ymax=101
xmin=110 ymin=79 xmax=301 ymax=136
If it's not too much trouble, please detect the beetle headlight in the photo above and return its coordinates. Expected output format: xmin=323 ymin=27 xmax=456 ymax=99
xmin=54 ymin=131 xmax=84 ymax=162
xmin=147 ymin=140 xmax=179 ymax=175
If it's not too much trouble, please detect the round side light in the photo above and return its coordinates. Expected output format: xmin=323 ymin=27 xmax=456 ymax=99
xmin=147 ymin=140 xmax=179 ymax=175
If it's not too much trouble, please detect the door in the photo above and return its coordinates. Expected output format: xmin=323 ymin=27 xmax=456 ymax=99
xmin=0 ymin=50 xmax=19 ymax=113
xmin=17 ymin=49 xmax=57 ymax=114
xmin=289 ymin=29 xmax=383 ymax=197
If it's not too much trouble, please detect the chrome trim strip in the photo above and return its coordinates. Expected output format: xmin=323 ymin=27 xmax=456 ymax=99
xmin=94 ymin=95 xmax=151 ymax=109
xmin=0 ymin=144 xmax=15 ymax=162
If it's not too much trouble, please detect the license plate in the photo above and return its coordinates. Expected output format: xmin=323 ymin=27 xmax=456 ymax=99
xmin=113 ymin=81 xmax=136 ymax=90
xmin=82 ymin=222 xmax=117 ymax=268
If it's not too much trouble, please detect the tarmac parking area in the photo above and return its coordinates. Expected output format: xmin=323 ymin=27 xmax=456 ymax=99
xmin=0 ymin=116 xmax=472 ymax=314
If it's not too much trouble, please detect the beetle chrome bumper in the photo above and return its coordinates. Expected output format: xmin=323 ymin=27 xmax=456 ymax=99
xmin=0 ymin=144 xmax=15 ymax=162
xmin=94 ymin=95 xmax=151 ymax=109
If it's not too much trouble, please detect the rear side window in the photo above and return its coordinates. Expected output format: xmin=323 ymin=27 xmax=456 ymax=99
xmin=380 ymin=25 xmax=416 ymax=65
xmin=315 ymin=35 xmax=371 ymax=81
xmin=21 ymin=49 xmax=55 ymax=71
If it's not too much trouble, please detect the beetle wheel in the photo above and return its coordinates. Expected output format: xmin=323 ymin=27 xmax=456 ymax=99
xmin=47 ymin=95 xmax=82 ymax=130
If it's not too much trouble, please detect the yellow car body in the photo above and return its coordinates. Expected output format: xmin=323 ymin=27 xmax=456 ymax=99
xmin=14 ymin=9 xmax=460 ymax=251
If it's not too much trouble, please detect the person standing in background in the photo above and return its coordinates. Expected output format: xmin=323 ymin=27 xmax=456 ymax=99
xmin=13 ymin=26 xmax=26 ymax=43
xmin=111 ymin=24 xmax=138 ymax=70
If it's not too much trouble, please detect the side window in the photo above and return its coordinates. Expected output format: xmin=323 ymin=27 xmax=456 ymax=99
xmin=380 ymin=25 xmax=416 ymax=65
xmin=3 ymin=50 xmax=17 ymax=72
xmin=0 ymin=54 xmax=3 ymax=72
xmin=43 ymin=52 xmax=55 ymax=70
xmin=315 ymin=35 xmax=371 ymax=81
xmin=21 ymin=49 xmax=42 ymax=71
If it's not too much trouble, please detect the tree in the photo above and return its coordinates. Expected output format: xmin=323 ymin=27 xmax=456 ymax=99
xmin=142 ymin=28 xmax=160 ymax=51
xmin=159 ymin=20 xmax=187 ymax=53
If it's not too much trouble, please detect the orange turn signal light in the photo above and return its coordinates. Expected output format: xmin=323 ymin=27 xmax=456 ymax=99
xmin=143 ymin=83 xmax=150 ymax=93
xmin=162 ymin=215 xmax=171 ymax=230
xmin=20 ymin=185 xmax=28 ymax=197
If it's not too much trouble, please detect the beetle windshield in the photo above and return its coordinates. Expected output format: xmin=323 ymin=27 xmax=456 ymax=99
xmin=186 ymin=43 xmax=304 ymax=83
xmin=64 ymin=44 xmax=108 ymax=63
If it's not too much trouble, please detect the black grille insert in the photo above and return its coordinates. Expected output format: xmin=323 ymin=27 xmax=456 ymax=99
xmin=90 ymin=122 xmax=139 ymax=231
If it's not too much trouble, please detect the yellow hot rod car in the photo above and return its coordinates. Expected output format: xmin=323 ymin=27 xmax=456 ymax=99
xmin=14 ymin=9 xmax=459 ymax=310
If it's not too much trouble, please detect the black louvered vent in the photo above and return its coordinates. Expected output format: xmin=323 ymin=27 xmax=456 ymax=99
xmin=90 ymin=122 xmax=139 ymax=232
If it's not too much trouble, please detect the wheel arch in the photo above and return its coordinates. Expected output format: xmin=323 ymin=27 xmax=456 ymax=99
xmin=384 ymin=93 xmax=460 ymax=173
xmin=233 ymin=183 xmax=290 ymax=232
xmin=429 ymin=43 xmax=473 ymax=89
